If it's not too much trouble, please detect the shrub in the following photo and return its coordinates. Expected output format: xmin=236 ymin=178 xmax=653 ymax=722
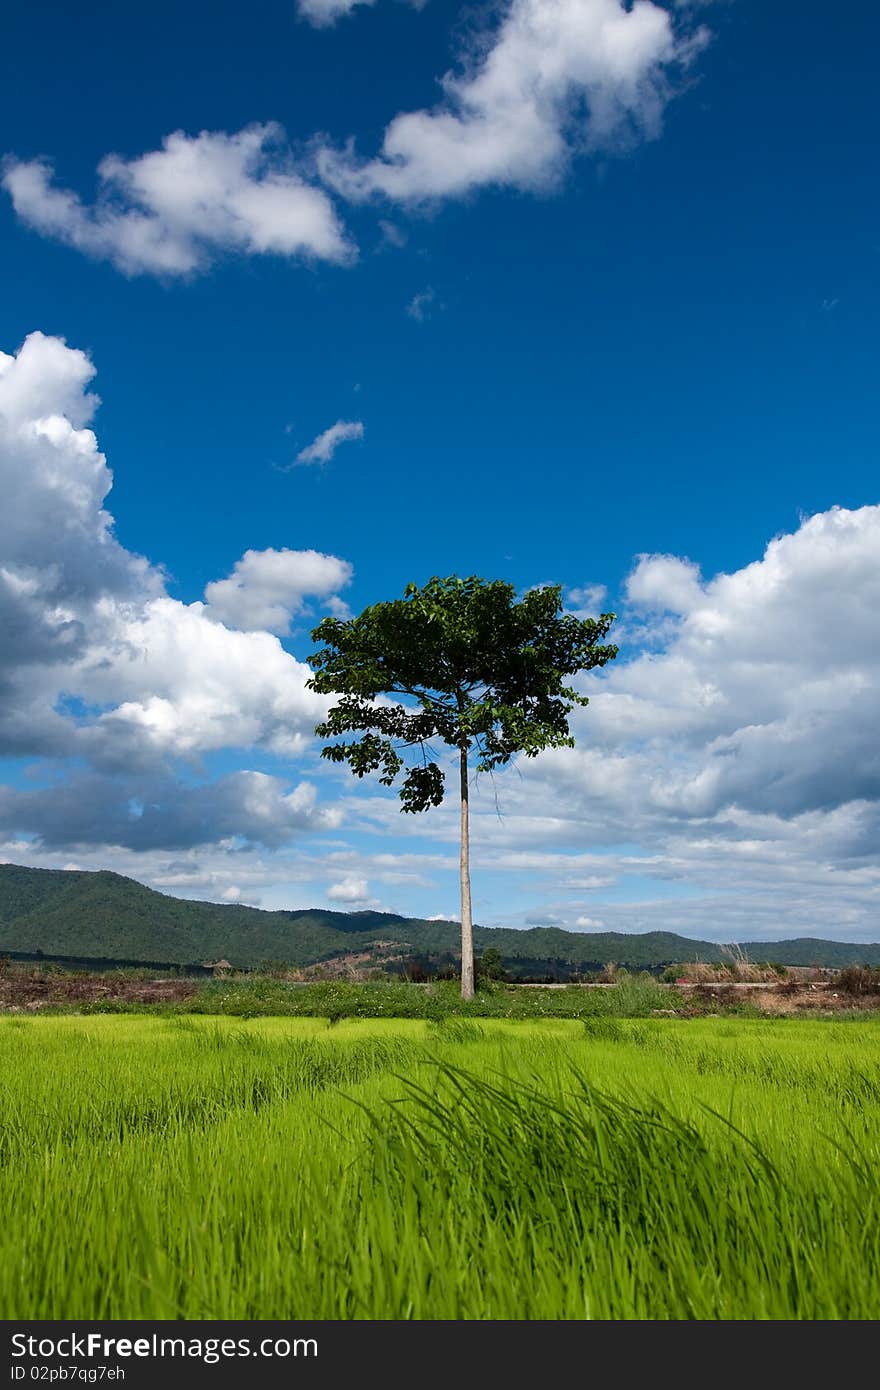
xmin=475 ymin=947 xmax=506 ymax=985
xmin=837 ymin=965 xmax=880 ymax=997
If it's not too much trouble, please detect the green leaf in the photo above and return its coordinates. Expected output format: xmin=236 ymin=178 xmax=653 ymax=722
xmin=307 ymin=574 xmax=617 ymax=813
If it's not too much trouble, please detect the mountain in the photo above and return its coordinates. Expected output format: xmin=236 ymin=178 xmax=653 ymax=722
xmin=0 ymin=862 xmax=878 ymax=973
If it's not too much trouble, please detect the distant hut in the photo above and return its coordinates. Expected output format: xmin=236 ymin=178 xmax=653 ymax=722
xmin=202 ymin=958 xmax=233 ymax=975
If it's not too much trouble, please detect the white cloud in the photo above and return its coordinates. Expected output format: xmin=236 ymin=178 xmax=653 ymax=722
xmin=324 ymin=594 xmax=353 ymax=619
xmin=625 ymin=553 xmax=703 ymax=611
xmin=378 ymin=219 xmax=407 ymax=248
xmin=204 ymin=548 xmax=352 ymax=635
xmin=298 ymin=0 xmax=377 ymax=25
xmin=297 ymin=0 xmax=425 ymax=29
xmin=3 ymin=125 xmax=353 ymax=277
xmin=0 ymin=330 xmax=340 ymax=778
xmin=574 ymin=915 xmax=604 ymax=928
xmin=406 ymin=288 xmax=437 ymax=321
xmin=318 ymin=0 xmax=707 ymax=202
xmin=579 ymin=506 xmax=880 ymax=819
xmin=565 ymin=581 xmax=608 ymax=617
xmin=77 ymin=598 xmax=329 ymax=763
xmin=295 ymin=419 xmax=364 ymax=466
xmin=327 ymin=874 xmax=371 ymax=903
xmin=0 ymin=332 xmax=147 ymax=607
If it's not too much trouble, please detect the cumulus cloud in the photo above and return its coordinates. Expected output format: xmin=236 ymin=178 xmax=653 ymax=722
xmin=295 ymin=419 xmax=364 ymax=466
xmin=577 ymin=507 xmax=880 ymax=821
xmin=0 ymin=330 xmax=341 ymax=805
xmin=3 ymin=125 xmax=353 ymax=277
xmin=327 ymin=875 xmax=371 ymax=903
xmin=204 ymin=548 xmax=352 ymax=635
xmin=318 ymin=0 xmax=707 ymax=202
xmin=0 ymin=332 xmax=151 ymax=608
xmin=625 ymin=553 xmax=703 ymax=611
xmin=74 ymin=597 xmax=330 ymax=765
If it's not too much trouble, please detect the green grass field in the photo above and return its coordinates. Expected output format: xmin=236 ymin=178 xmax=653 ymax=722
xmin=2 ymin=1013 xmax=879 ymax=1319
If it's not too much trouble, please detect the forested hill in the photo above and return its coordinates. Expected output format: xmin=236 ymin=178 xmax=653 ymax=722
xmin=0 ymin=863 xmax=878 ymax=972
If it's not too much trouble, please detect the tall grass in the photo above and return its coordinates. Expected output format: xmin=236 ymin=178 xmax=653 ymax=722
xmin=1 ymin=1015 xmax=878 ymax=1319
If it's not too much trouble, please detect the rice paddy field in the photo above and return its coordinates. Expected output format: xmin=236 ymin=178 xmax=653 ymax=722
xmin=2 ymin=1012 xmax=879 ymax=1320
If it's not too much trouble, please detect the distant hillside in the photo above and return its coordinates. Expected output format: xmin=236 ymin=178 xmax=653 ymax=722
xmin=0 ymin=863 xmax=878 ymax=972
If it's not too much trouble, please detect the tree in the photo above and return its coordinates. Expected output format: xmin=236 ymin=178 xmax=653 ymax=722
xmin=307 ymin=575 xmax=617 ymax=999
xmin=475 ymin=946 xmax=506 ymax=983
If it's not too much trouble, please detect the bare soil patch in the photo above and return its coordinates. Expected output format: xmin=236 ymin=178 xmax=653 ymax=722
xmin=0 ymin=966 xmax=199 ymax=1010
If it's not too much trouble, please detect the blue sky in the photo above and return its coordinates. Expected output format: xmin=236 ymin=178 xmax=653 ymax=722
xmin=1 ymin=0 xmax=879 ymax=941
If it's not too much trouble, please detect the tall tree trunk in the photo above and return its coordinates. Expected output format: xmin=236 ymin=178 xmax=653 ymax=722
xmin=459 ymin=742 xmax=475 ymax=1000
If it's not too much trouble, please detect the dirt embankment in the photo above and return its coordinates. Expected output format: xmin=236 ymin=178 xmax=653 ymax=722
xmin=678 ymin=979 xmax=880 ymax=1015
xmin=0 ymin=967 xmax=199 ymax=1010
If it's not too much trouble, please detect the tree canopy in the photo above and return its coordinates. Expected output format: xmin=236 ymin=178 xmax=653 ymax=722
xmin=307 ymin=574 xmax=618 ymax=810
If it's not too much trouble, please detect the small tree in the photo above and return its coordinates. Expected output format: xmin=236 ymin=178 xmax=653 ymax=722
xmin=476 ymin=946 xmax=506 ymax=983
xmin=307 ymin=575 xmax=617 ymax=999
